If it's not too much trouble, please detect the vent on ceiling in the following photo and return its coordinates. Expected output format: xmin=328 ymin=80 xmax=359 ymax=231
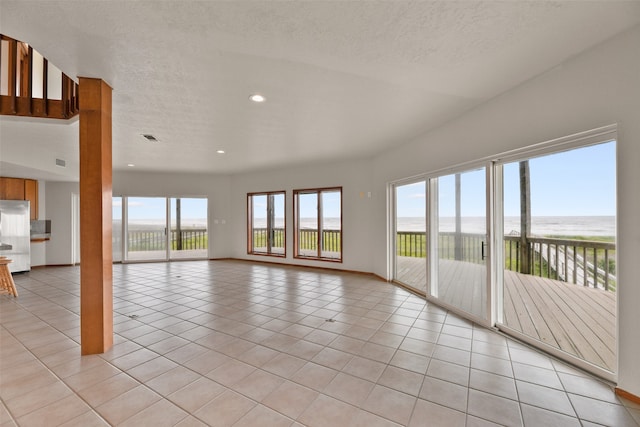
xmin=55 ymin=158 xmax=66 ymax=167
xmin=141 ymin=134 xmax=159 ymax=142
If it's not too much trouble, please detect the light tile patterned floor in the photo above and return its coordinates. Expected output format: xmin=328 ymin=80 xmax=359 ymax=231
xmin=1 ymin=260 xmax=639 ymax=426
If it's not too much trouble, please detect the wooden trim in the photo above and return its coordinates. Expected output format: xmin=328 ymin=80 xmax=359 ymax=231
xmin=615 ymin=387 xmax=640 ymax=405
xmin=8 ymin=38 xmax=17 ymax=113
xmin=62 ymin=74 xmax=69 ymax=118
xmin=0 ymin=95 xmax=78 ymax=119
xmin=42 ymin=58 xmax=48 ymax=116
xmin=247 ymin=190 xmax=287 ymax=257
xmin=26 ymin=45 xmax=33 ymax=114
xmin=33 ymin=264 xmax=74 ymax=268
xmin=292 ymin=186 xmax=343 ymax=262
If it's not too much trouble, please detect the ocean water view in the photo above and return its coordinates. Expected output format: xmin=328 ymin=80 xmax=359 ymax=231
xmin=397 ymin=216 xmax=615 ymax=237
xmin=117 ymin=216 xmax=615 ymax=237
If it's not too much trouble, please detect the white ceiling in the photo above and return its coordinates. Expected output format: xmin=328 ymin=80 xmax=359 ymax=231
xmin=1 ymin=1 xmax=639 ymax=181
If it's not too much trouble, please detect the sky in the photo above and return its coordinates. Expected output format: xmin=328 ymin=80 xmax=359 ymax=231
xmin=115 ymin=191 xmax=342 ymax=223
xmin=396 ymin=141 xmax=616 ymax=217
xmin=113 ymin=197 xmax=208 ymax=221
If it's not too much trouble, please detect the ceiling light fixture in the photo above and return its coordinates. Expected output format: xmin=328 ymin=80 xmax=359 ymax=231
xmin=217 ymin=150 xmax=225 ymax=154
xmin=127 ymin=163 xmax=135 ymax=167
xmin=249 ymin=94 xmax=266 ymax=103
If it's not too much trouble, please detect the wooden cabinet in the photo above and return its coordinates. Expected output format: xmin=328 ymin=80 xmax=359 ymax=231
xmin=24 ymin=179 xmax=38 ymax=220
xmin=0 ymin=177 xmax=38 ymax=219
xmin=0 ymin=177 xmax=26 ymax=200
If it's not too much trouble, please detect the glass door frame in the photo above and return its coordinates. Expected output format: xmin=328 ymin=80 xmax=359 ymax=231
xmin=117 ymin=195 xmax=209 ymax=263
xmin=426 ymin=161 xmax=494 ymax=328
xmin=387 ymin=124 xmax=617 ymax=381
xmin=122 ymin=196 xmax=170 ymax=263
xmin=390 ymin=178 xmax=428 ymax=295
xmin=492 ymin=126 xmax=618 ymax=382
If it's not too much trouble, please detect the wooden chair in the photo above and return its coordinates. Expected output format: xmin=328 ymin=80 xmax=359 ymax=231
xmin=0 ymin=257 xmax=18 ymax=297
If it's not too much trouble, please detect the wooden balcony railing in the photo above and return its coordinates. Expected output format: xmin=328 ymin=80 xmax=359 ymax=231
xmin=114 ymin=228 xmax=208 ymax=252
xmin=251 ymin=228 xmax=341 ymax=253
xmin=298 ymin=228 xmax=341 ymax=252
xmin=0 ymin=34 xmax=79 ymax=119
xmin=396 ymin=231 xmax=616 ymax=291
xmin=504 ymin=235 xmax=616 ymax=291
xmin=251 ymin=228 xmax=285 ymax=250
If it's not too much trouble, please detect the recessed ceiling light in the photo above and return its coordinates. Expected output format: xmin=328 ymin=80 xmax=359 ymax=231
xmin=249 ymin=94 xmax=265 ymax=103
xmin=217 ymin=150 xmax=225 ymax=154
xmin=127 ymin=163 xmax=135 ymax=167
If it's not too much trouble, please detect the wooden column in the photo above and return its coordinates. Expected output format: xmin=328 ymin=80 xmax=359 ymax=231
xmin=79 ymin=77 xmax=113 ymax=355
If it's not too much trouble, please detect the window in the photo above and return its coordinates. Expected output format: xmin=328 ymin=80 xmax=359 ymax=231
xmin=247 ymin=191 xmax=285 ymax=256
xmin=294 ymin=187 xmax=342 ymax=261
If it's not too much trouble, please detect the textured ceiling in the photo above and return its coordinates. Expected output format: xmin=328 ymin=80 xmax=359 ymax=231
xmin=1 ymin=1 xmax=639 ymax=180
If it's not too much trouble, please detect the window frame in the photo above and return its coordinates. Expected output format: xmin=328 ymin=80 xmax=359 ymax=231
xmin=247 ymin=190 xmax=286 ymax=257
xmin=293 ymin=187 xmax=342 ymax=262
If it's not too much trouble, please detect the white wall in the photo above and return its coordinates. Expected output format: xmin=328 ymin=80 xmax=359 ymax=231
xmin=371 ymin=26 xmax=640 ymax=396
xmin=228 ymin=158 xmax=374 ymax=272
xmin=113 ymin=171 xmax=232 ymax=259
xmin=45 ymin=181 xmax=78 ymax=265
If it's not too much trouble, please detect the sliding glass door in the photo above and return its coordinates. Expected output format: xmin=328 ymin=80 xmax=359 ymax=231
xmin=117 ymin=196 xmax=208 ymax=262
xmin=126 ymin=197 xmax=168 ymax=262
xmin=394 ymin=180 xmax=426 ymax=293
xmin=170 ymin=198 xmax=208 ymax=259
xmin=390 ymin=127 xmax=617 ymax=378
xmin=497 ymin=141 xmax=617 ymax=374
xmin=431 ymin=168 xmax=488 ymax=320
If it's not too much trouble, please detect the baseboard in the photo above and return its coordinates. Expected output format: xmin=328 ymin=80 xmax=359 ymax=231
xmin=615 ymin=387 xmax=640 ymax=405
xmin=36 ymin=264 xmax=75 ymax=268
xmin=218 ymin=257 xmax=386 ymax=281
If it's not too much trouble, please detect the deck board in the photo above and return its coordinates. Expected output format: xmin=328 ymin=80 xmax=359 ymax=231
xmin=395 ymin=256 xmax=616 ymax=371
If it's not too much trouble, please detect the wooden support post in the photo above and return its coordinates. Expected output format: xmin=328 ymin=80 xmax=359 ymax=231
xmin=79 ymin=77 xmax=113 ymax=355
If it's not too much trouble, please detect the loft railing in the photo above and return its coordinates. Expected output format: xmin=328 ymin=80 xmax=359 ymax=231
xmin=0 ymin=34 xmax=79 ymax=119
xmin=397 ymin=231 xmax=616 ymax=292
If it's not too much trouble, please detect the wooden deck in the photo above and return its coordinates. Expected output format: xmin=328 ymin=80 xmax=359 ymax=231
xmin=396 ymin=256 xmax=616 ymax=372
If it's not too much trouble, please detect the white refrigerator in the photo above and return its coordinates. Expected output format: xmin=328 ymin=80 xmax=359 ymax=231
xmin=0 ymin=200 xmax=31 ymax=273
